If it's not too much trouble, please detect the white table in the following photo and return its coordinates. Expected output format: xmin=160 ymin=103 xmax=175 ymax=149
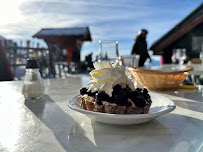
xmin=0 ymin=78 xmax=203 ymax=152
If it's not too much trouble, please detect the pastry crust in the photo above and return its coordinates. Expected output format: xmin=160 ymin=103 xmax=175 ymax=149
xmin=79 ymin=96 xmax=152 ymax=114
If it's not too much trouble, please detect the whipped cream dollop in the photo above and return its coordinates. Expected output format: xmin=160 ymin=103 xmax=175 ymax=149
xmin=87 ymin=62 xmax=134 ymax=96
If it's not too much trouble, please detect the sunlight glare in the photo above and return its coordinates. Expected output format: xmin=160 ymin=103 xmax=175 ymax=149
xmin=0 ymin=84 xmax=24 ymax=150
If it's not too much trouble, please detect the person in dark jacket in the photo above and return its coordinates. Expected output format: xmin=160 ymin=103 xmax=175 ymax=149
xmin=131 ymin=29 xmax=151 ymax=67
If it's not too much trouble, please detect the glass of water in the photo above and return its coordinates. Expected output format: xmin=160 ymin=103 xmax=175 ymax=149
xmin=98 ymin=40 xmax=119 ymax=62
xmin=176 ymin=48 xmax=186 ymax=67
xmin=119 ymin=55 xmax=140 ymax=67
xmin=200 ymin=51 xmax=203 ymax=64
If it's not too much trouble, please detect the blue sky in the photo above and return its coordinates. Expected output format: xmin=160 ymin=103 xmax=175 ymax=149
xmin=0 ymin=0 xmax=202 ymax=61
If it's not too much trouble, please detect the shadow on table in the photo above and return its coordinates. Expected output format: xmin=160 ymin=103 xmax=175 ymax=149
xmin=68 ymin=117 xmax=173 ymax=152
xmin=159 ymin=89 xmax=203 ymax=103
xmin=172 ymin=100 xmax=203 ymax=113
xmin=25 ymin=94 xmax=97 ymax=152
xmin=89 ymin=119 xmax=173 ymax=152
xmin=25 ymin=95 xmax=203 ymax=152
xmin=88 ymin=113 xmax=203 ymax=152
xmin=59 ymin=112 xmax=203 ymax=152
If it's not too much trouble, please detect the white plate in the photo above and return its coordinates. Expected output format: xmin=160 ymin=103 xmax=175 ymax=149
xmin=68 ymin=92 xmax=176 ymax=125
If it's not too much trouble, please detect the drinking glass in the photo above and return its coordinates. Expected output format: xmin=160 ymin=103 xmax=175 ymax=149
xmin=176 ymin=48 xmax=186 ymax=67
xmin=98 ymin=40 xmax=119 ymax=62
xmin=119 ymin=55 xmax=140 ymax=67
xmin=200 ymin=51 xmax=203 ymax=64
xmin=118 ymin=55 xmax=140 ymax=87
xmin=171 ymin=49 xmax=177 ymax=64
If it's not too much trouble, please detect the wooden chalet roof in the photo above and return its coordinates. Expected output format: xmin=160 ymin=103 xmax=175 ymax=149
xmin=33 ymin=27 xmax=91 ymax=41
xmin=150 ymin=3 xmax=203 ymax=54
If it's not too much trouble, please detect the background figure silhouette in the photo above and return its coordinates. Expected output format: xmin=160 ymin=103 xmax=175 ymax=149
xmin=47 ymin=42 xmax=59 ymax=77
xmin=131 ymin=29 xmax=151 ymax=67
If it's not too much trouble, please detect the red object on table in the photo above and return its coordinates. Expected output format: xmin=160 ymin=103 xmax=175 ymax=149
xmin=67 ymin=48 xmax=73 ymax=68
xmin=0 ymin=40 xmax=14 ymax=81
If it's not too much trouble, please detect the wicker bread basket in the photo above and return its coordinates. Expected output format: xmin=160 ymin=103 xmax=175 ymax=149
xmin=128 ymin=67 xmax=193 ymax=90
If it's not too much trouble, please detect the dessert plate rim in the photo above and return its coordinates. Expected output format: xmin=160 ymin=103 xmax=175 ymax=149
xmin=68 ymin=92 xmax=176 ymax=119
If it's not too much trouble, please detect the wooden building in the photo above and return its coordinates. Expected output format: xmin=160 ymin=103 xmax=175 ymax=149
xmin=150 ymin=3 xmax=203 ymax=63
xmin=33 ymin=27 xmax=92 ymax=69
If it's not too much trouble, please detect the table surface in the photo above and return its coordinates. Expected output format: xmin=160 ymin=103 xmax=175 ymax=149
xmin=0 ymin=77 xmax=203 ymax=152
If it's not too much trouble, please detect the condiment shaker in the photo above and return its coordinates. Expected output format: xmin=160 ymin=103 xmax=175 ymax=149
xmin=22 ymin=59 xmax=45 ymax=99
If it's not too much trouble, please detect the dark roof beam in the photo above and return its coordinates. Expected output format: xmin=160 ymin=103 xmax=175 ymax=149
xmin=153 ymin=13 xmax=203 ymax=52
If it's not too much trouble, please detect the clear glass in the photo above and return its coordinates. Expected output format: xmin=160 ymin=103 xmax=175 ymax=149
xmin=119 ymin=55 xmax=140 ymax=67
xmin=200 ymin=51 xmax=203 ymax=65
xmin=98 ymin=40 xmax=119 ymax=62
xmin=117 ymin=55 xmax=140 ymax=88
xmin=22 ymin=69 xmax=45 ymax=99
xmin=171 ymin=49 xmax=177 ymax=64
xmin=176 ymin=48 xmax=186 ymax=67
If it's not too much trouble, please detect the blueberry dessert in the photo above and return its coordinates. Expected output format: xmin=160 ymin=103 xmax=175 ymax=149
xmin=79 ymin=62 xmax=152 ymax=114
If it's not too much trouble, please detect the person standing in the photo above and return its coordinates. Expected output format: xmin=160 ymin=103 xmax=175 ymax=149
xmin=47 ymin=42 xmax=57 ymax=78
xmin=131 ymin=29 xmax=151 ymax=67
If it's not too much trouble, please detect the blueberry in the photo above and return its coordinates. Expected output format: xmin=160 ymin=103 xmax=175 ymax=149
xmin=80 ymin=88 xmax=88 ymax=95
xmin=112 ymin=85 xmax=133 ymax=105
xmin=112 ymin=85 xmax=123 ymax=98
xmin=130 ymin=94 xmax=137 ymax=102
xmin=143 ymin=88 xmax=148 ymax=95
xmin=126 ymin=101 xmax=132 ymax=106
xmin=136 ymin=88 xmax=142 ymax=93
xmin=130 ymin=90 xmax=141 ymax=99
xmin=133 ymin=97 xmax=146 ymax=108
xmin=114 ymin=84 xmax=122 ymax=90
xmin=124 ymin=85 xmax=132 ymax=97
xmin=87 ymin=91 xmax=98 ymax=97
xmin=112 ymin=85 xmax=122 ymax=93
xmin=144 ymin=94 xmax=151 ymax=102
xmin=96 ymin=91 xmax=109 ymax=101
xmin=126 ymin=85 xmax=132 ymax=91
xmin=114 ymin=90 xmax=128 ymax=105
xmin=108 ymin=97 xmax=115 ymax=103
xmin=95 ymin=99 xmax=103 ymax=105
